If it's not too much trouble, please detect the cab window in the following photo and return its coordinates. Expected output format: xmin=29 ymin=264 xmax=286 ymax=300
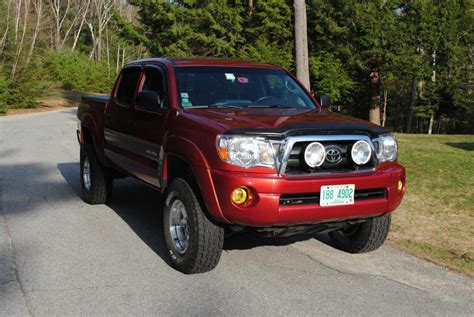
xmin=115 ymin=67 xmax=141 ymax=106
xmin=138 ymin=67 xmax=167 ymax=111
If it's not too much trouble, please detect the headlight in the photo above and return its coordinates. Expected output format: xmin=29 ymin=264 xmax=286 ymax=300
xmin=216 ymin=135 xmax=275 ymax=168
xmin=351 ymin=140 xmax=372 ymax=165
xmin=375 ymin=134 xmax=398 ymax=162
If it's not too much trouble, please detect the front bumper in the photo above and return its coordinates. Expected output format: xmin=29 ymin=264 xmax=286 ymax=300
xmin=202 ymin=164 xmax=405 ymax=227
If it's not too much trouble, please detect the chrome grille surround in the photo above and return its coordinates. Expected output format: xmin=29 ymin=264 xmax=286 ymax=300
xmin=270 ymin=135 xmax=379 ymax=176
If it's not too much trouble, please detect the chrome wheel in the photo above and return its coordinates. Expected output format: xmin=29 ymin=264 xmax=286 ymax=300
xmin=82 ymin=157 xmax=91 ymax=192
xmin=169 ymin=199 xmax=189 ymax=254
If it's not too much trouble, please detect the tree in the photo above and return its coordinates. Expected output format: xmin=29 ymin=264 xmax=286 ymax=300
xmin=294 ymin=0 xmax=310 ymax=89
xmin=0 ymin=0 xmax=11 ymax=55
xmin=48 ymin=0 xmax=70 ymax=51
xmin=86 ymin=0 xmax=114 ymax=61
xmin=0 ymin=0 xmax=471 ymax=134
xmin=306 ymin=0 xmax=356 ymax=111
xmin=241 ymin=0 xmax=294 ymax=69
xmin=27 ymin=0 xmax=44 ymax=64
xmin=352 ymin=1 xmax=401 ymax=125
xmin=128 ymin=0 xmax=293 ymax=67
xmin=11 ymin=0 xmax=30 ymax=79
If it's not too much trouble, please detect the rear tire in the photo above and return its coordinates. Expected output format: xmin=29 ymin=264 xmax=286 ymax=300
xmin=163 ymin=178 xmax=224 ymax=274
xmin=80 ymin=144 xmax=113 ymax=204
xmin=329 ymin=214 xmax=391 ymax=253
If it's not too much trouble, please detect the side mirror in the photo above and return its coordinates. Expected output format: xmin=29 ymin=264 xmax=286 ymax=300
xmin=318 ymin=95 xmax=330 ymax=109
xmin=136 ymin=90 xmax=162 ymax=111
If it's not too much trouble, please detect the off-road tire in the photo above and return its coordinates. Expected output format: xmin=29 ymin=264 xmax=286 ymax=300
xmin=80 ymin=144 xmax=113 ymax=204
xmin=329 ymin=214 xmax=391 ymax=253
xmin=163 ymin=178 xmax=224 ymax=274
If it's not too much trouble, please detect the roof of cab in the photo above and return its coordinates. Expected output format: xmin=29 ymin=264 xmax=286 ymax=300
xmin=125 ymin=57 xmax=282 ymax=70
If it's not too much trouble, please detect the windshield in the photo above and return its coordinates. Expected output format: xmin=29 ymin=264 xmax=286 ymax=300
xmin=175 ymin=66 xmax=317 ymax=109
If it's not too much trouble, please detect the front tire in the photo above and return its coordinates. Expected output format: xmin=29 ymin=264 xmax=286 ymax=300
xmin=329 ymin=214 xmax=391 ymax=253
xmin=80 ymin=144 xmax=113 ymax=204
xmin=163 ymin=178 xmax=224 ymax=274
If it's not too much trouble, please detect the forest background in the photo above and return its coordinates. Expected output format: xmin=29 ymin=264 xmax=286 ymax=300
xmin=0 ymin=0 xmax=472 ymax=134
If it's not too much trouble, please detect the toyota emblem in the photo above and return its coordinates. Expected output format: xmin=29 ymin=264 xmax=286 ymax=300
xmin=325 ymin=147 xmax=342 ymax=164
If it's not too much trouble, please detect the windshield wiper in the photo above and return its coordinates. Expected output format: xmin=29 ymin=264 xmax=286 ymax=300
xmin=189 ymin=104 xmax=243 ymax=109
xmin=247 ymin=104 xmax=298 ymax=109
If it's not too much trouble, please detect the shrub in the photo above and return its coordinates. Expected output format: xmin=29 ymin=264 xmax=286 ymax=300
xmin=43 ymin=50 xmax=114 ymax=93
xmin=6 ymin=59 xmax=50 ymax=110
xmin=0 ymin=66 xmax=8 ymax=114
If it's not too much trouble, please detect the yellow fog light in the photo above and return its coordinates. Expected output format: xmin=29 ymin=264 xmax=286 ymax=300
xmin=397 ymin=180 xmax=404 ymax=192
xmin=231 ymin=187 xmax=251 ymax=205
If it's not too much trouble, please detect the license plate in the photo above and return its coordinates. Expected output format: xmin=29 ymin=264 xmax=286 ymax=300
xmin=320 ymin=184 xmax=355 ymax=207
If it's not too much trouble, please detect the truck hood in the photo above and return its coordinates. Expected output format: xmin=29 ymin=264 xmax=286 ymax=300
xmin=183 ymin=107 xmax=389 ymax=137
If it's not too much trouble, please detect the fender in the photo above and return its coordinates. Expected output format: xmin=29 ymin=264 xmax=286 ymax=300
xmin=80 ymin=113 xmax=106 ymax=164
xmin=163 ymin=135 xmax=210 ymax=169
xmin=163 ymin=135 xmax=230 ymax=224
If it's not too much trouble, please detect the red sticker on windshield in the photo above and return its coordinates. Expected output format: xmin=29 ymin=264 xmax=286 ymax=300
xmin=237 ymin=77 xmax=249 ymax=83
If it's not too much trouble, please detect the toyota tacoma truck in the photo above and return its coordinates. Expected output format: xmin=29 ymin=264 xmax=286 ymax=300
xmin=77 ymin=58 xmax=406 ymax=274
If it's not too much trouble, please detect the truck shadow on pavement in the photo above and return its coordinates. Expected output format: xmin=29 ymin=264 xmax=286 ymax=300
xmin=57 ymin=162 xmax=332 ymax=268
xmin=57 ymin=162 xmax=173 ymax=266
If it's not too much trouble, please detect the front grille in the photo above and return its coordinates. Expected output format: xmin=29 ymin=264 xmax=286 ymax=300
xmin=281 ymin=139 xmax=376 ymax=175
xmin=286 ymin=141 xmax=351 ymax=173
xmin=280 ymin=188 xmax=386 ymax=206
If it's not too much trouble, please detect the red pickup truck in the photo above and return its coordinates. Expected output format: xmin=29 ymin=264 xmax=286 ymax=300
xmin=77 ymin=58 xmax=406 ymax=274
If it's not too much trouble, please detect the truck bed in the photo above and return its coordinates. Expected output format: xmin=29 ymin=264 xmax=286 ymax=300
xmin=81 ymin=95 xmax=110 ymax=104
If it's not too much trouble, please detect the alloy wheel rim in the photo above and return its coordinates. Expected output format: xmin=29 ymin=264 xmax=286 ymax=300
xmin=83 ymin=157 xmax=91 ymax=192
xmin=169 ymin=199 xmax=189 ymax=254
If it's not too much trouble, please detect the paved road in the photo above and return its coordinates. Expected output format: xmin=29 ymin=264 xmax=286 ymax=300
xmin=0 ymin=109 xmax=472 ymax=316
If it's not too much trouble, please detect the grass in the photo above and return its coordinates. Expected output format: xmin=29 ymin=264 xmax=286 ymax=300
xmin=388 ymin=134 xmax=474 ymax=276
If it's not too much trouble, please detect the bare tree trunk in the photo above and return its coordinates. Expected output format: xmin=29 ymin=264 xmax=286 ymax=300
xmin=106 ymin=29 xmax=110 ymax=79
xmin=369 ymin=70 xmax=381 ymax=125
xmin=428 ymin=50 xmax=436 ymax=135
xmin=116 ymin=44 xmax=120 ymax=74
xmin=405 ymin=75 xmax=417 ymax=133
xmin=97 ymin=27 xmax=102 ymax=61
xmin=382 ymin=88 xmax=388 ymax=127
xmin=428 ymin=113 xmax=434 ymax=134
xmin=0 ymin=0 xmax=12 ymax=55
xmin=50 ymin=24 xmax=53 ymax=49
xmin=27 ymin=0 xmax=44 ymax=64
xmin=72 ymin=0 xmax=90 ymax=50
xmin=436 ymin=117 xmax=442 ymax=134
xmin=14 ymin=0 xmax=21 ymax=44
xmin=11 ymin=0 xmax=30 ymax=79
xmin=60 ymin=1 xmax=86 ymax=49
xmin=87 ymin=20 xmax=96 ymax=59
xmin=48 ymin=0 xmax=71 ymax=50
xmin=293 ymin=0 xmax=310 ymax=90
xmin=121 ymin=46 xmax=125 ymax=68
xmin=87 ymin=0 xmax=114 ymax=61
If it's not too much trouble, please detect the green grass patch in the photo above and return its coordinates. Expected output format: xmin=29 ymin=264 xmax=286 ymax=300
xmin=390 ymin=134 xmax=474 ymax=276
xmin=396 ymin=239 xmax=473 ymax=274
